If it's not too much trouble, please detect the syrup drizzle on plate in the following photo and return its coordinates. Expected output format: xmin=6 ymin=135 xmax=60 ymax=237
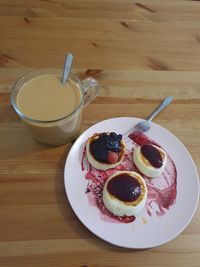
xmin=81 ymin=131 xmax=177 ymax=223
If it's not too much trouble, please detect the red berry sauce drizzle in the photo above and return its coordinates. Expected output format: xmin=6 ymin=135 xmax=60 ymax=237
xmin=129 ymin=131 xmax=177 ymax=217
xmin=81 ymin=131 xmax=177 ymax=223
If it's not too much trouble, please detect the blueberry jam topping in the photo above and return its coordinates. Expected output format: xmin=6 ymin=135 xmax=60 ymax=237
xmin=107 ymin=173 xmax=141 ymax=202
xmin=141 ymin=144 xmax=163 ymax=168
xmin=90 ymin=132 xmax=122 ymax=163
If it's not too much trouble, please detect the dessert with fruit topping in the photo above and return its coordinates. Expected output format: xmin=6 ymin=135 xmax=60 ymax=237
xmin=86 ymin=132 xmax=125 ymax=170
xmin=103 ymin=171 xmax=147 ymax=216
xmin=133 ymin=144 xmax=167 ymax=178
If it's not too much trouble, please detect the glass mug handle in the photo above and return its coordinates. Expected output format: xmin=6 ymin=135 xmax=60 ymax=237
xmin=81 ymin=78 xmax=99 ymax=107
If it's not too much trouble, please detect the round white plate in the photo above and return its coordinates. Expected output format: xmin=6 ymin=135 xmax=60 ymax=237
xmin=64 ymin=117 xmax=199 ymax=249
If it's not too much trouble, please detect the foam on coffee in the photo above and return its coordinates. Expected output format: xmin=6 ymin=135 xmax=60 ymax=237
xmin=17 ymin=74 xmax=82 ymax=121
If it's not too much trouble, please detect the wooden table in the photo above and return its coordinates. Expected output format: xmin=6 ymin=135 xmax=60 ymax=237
xmin=0 ymin=1 xmax=200 ymax=266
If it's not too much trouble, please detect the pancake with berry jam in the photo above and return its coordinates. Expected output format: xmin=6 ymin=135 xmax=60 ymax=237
xmin=103 ymin=171 xmax=147 ymax=216
xmin=86 ymin=132 xmax=126 ymax=170
xmin=133 ymin=144 xmax=167 ymax=178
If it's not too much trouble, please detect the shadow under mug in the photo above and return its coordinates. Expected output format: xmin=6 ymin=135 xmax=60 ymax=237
xmin=11 ymin=68 xmax=99 ymax=146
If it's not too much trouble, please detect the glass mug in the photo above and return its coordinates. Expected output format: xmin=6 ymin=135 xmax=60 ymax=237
xmin=11 ymin=68 xmax=99 ymax=146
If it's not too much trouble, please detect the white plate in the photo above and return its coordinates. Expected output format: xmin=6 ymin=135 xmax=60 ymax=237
xmin=64 ymin=117 xmax=199 ymax=249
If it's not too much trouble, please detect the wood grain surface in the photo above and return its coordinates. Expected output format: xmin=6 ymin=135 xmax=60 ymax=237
xmin=0 ymin=1 xmax=200 ymax=266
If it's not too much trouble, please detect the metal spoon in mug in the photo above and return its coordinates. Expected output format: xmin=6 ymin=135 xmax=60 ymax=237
xmin=62 ymin=53 xmax=73 ymax=85
xmin=134 ymin=96 xmax=173 ymax=132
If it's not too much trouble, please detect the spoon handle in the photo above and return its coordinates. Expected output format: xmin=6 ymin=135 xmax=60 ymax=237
xmin=147 ymin=96 xmax=173 ymax=122
xmin=62 ymin=53 xmax=73 ymax=84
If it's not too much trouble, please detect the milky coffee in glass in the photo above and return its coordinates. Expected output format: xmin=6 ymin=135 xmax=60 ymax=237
xmin=11 ymin=69 xmax=99 ymax=146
